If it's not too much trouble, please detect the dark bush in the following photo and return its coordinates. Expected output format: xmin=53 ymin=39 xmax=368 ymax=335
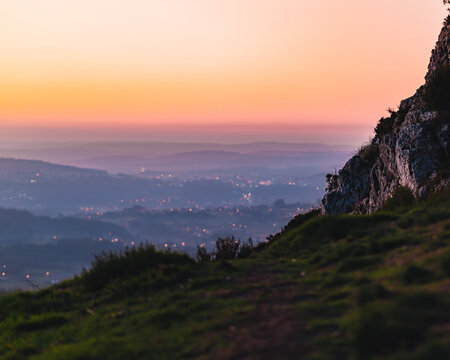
xmin=281 ymin=208 xmax=322 ymax=234
xmin=337 ymin=256 xmax=381 ymax=273
xmin=326 ymin=173 xmax=338 ymax=192
xmin=257 ymin=208 xmax=322 ymax=252
xmin=298 ymin=215 xmax=392 ymax=249
xmin=358 ymin=143 xmax=379 ymax=164
xmin=369 ymin=237 xmax=408 ymax=254
xmin=354 ymin=290 xmax=447 ymax=359
xmin=397 ymin=292 xmax=440 ymax=308
xmin=374 ymin=109 xmax=396 ymax=138
xmin=237 ymin=238 xmax=254 ymax=259
xmin=354 ymin=307 xmax=425 ymax=359
xmin=15 ymin=313 xmax=68 ymax=332
xmin=440 ymin=250 xmax=450 ymax=277
xmin=424 ymin=65 xmax=450 ymax=111
xmin=397 ymin=216 xmax=415 ymax=229
xmin=401 ymin=264 xmax=433 ymax=285
xmin=382 ymin=186 xmax=415 ymax=211
xmin=374 ymin=106 xmax=410 ymax=138
xmin=357 ymin=284 xmax=390 ymax=305
xmin=196 ymin=236 xmax=255 ymax=262
xmin=396 ymin=343 xmax=450 ymax=360
xmin=81 ymin=244 xmax=193 ymax=291
xmin=321 ymin=273 xmax=351 ymax=288
xmin=196 ymin=246 xmax=212 ymax=263
xmin=394 ymin=104 xmax=409 ymax=127
xmin=375 ymin=115 xmax=394 ymax=138
xmin=214 ymin=236 xmax=240 ymax=261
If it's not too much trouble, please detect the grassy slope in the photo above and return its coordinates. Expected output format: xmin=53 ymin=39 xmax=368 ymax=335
xmin=0 ymin=191 xmax=449 ymax=360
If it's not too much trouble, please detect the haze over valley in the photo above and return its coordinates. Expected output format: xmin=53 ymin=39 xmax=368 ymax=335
xmin=0 ymin=141 xmax=350 ymax=290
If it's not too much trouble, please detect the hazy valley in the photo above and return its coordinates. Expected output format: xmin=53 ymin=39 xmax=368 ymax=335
xmin=0 ymin=144 xmax=346 ymax=291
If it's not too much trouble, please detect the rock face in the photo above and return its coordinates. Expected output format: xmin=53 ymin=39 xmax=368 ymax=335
xmin=426 ymin=19 xmax=450 ymax=82
xmin=322 ymin=22 xmax=450 ymax=214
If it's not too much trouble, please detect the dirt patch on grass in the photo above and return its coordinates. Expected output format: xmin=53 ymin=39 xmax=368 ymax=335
xmin=209 ymin=265 xmax=305 ymax=360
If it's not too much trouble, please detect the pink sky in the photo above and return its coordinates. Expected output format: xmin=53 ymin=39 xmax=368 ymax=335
xmin=0 ymin=1 xmax=447 ymax=145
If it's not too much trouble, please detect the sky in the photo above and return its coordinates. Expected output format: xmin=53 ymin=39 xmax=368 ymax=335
xmin=0 ymin=0 xmax=447 ymax=145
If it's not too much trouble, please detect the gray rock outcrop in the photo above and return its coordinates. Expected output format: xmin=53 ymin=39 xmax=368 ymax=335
xmin=322 ymin=21 xmax=450 ymax=214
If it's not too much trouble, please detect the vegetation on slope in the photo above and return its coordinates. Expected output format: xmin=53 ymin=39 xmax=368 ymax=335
xmin=0 ymin=189 xmax=449 ymax=359
xmin=373 ymin=107 xmax=409 ymax=139
xmin=424 ymin=64 xmax=450 ymax=112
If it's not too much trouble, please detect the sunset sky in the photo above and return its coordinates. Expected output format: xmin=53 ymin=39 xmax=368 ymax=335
xmin=0 ymin=0 xmax=447 ymax=145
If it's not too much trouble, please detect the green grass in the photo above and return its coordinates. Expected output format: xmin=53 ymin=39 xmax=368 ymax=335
xmin=0 ymin=189 xmax=449 ymax=359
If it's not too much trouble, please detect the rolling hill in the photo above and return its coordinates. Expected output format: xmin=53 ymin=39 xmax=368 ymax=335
xmin=0 ymin=188 xmax=448 ymax=359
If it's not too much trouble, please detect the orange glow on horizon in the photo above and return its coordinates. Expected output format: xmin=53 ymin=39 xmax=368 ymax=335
xmin=0 ymin=0 xmax=447 ymax=144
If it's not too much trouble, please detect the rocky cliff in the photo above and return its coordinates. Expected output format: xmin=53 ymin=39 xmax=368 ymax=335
xmin=322 ymin=20 xmax=450 ymax=214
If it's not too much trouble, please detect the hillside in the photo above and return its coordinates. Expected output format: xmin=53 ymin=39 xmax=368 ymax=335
xmin=0 ymin=209 xmax=130 ymax=292
xmin=0 ymin=208 xmax=128 ymax=245
xmin=73 ymin=150 xmax=350 ymax=175
xmin=0 ymin=142 xmax=352 ymax=172
xmin=0 ymin=157 xmax=325 ymax=215
xmin=0 ymin=189 xmax=448 ymax=359
xmin=0 ymin=158 xmax=166 ymax=215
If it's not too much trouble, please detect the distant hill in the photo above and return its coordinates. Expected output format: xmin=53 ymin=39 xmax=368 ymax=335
xmin=0 ymin=157 xmax=332 ymax=214
xmin=72 ymin=149 xmax=350 ymax=174
xmin=0 ymin=158 xmax=170 ymax=215
xmin=0 ymin=158 xmax=107 ymax=180
xmin=0 ymin=208 xmax=128 ymax=245
xmin=0 ymin=142 xmax=353 ymax=174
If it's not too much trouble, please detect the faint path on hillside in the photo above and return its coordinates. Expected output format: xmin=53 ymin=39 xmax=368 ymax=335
xmin=207 ymin=264 xmax=306 ymax=360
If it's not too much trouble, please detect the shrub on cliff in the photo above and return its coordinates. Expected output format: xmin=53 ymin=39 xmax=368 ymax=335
xmin=444 ymin=1 xmax=450 ymax=23
xmin=424 ymin=65 xmax=450 ymax=111
xmin=382 ymin=186 xmax=415 ymax=211
xmin=374 ymin=114 xmax=395 ymax=138
xmin=374 ymin=107 xmax=408 ymax=138
xmin=357 ymin=143 xmax=379 ymax=164
xmin=374 ymin=105 xmax=410 ymax=138
xmin=326 ymin=172 xmax=339 ymax=192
